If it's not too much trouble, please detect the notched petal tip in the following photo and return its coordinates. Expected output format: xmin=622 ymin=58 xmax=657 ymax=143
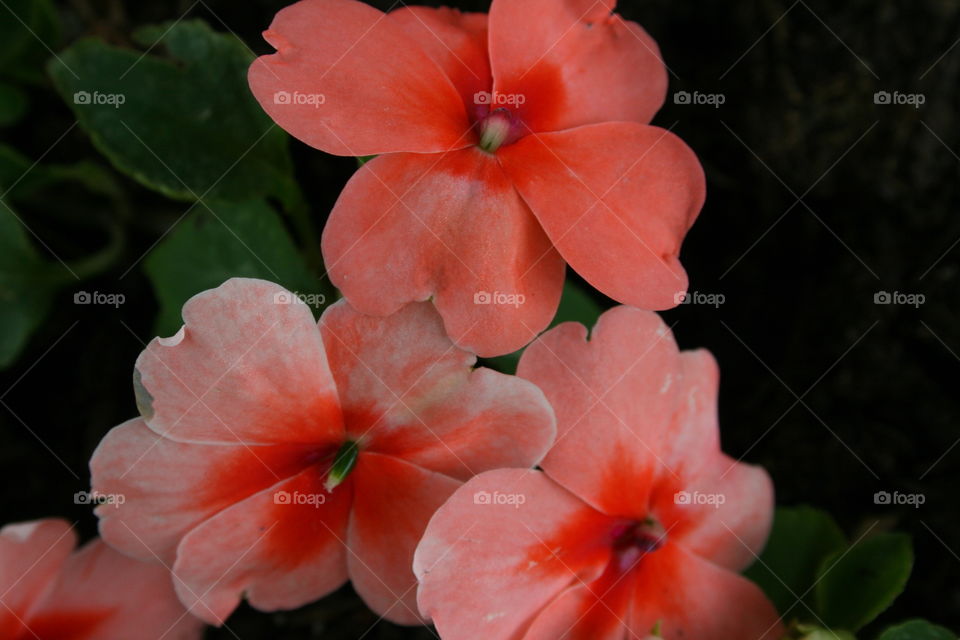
xmin=157 ymin=326 xmax=186 ymax=347
xmin=583 ymin=4 xmax=616 ymax=25
xmin=261 ymin=29 xmax=296 ymax=59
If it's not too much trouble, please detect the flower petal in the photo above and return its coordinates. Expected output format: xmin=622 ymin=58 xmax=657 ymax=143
xmin=665 ymin=456 xmax=774 ymax=572
xmin=499 ymin=122 xmax=705 ymax=310
xmin=346 ymin=452 xmax=460 ymax=624
xmin=414 ymin=469 xmax=613 ymax=639
xmin=488 ymin=0 xmax=667 ymax=132
xmin=135 ymin=278 xmax=343 ymax=445
xmin=629 ymin=544 xmax=783 ymax=640
xmin=0 ymin=519 xmax=76 ymax=635
xmin=321 ymin=148 xmax=565 ymax=357
xmin=521 ymin=570 xmax=637 ymax=640
xmin=172 ymin=467 xmax=353 ymax=624
xmin=249 ymin=0 xmax=471 ymax=156
xmin=320 ymin=300 xmax=556 ymax=479
xmin=91 ymin=418 xmax=320 ymax=564
xmin=658 ymin=350 xmax=721 ymax=474
xmin=387 ymin=7 xmax=490 ymax=112
xmin=517 ymin=307 xmax=682 ymax=517
xmin=33 ymin=539 xmax=204 ymax=640
xmin=649 ymin=350 xmax=776 ymax=571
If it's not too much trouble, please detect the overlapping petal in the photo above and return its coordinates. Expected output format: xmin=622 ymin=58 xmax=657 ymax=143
xmin=522 ymin=575 xmax=643 ymax=640
xmin=0 ymin=519 xmax=76 ymax=637
xmin=658 ymin=350 xmax=722 ymax=475
xmin=648 ymin=350 xmax=775 ymax=571
xmin=387 ymin=6 xmax=490 ymax=111
xmin=664 ymin=456 xmax=774 ymax=572
xmin=36 ymin=539 xmax=204 ymax=640
xmin=628 ymin=544 xmax=782 ymax=640
xmin=517 ymin=306 xmax=682 ymax=517
xmin=249 ymin=0 xmax=471 ymax=156
xmin=347 ymin=452 xmax=460 ymax=624
xmin=488 ymin=0 xmax=667 ymax=132
xmin=135 ymin=278 xmax=343 ymax=445
xmin=500 ymin=122 xmax=705 ymax=311
xmin=91 ymin=418 xmax=319 ymax=564
xmin=0 ymin=519 xmax=203 ymax=640
xmin=414 ymin=469 xmax=613 ymax=639
xmin=320 ymin=300 xmax=556 ymax=479
xmin=322 ymin=148 xmax=565 ymax=357
xmin=521 ymin=569 xmax=638 ymax=640
xmin=172 ymin=466 xmax=353 ymax=624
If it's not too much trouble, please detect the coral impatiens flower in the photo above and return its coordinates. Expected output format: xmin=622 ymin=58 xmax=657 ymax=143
xmin=415 ymin=307 xmax=783 ymax=639
xmin=0 ymin=518 xmax=203 ymax=640
xmin=249 ymin=0 xmax=706 ymax=357
xmin=90 ymin=278 xmax=554 ymax=626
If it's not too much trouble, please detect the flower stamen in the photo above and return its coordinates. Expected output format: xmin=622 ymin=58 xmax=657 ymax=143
xmin=611 ymin=518 xmax=667 ymax=572
xmin=478 ymin=107 xmax=520 ymax=153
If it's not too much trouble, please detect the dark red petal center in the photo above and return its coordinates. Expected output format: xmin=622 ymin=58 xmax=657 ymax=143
xmin=610 ymin=518 xmax=667 ymax=573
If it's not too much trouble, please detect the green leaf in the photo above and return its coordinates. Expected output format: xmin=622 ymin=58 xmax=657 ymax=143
xmin=144 ymin=199 xmax=321 ymax=336
xmin=47 ymin=20 xmax=299 ymax=207
xmin=816 ymin=533 xmax=913 ymax=632
xmin=0 ymin=140 xmax=126 ymax=368
xmin=0 ymin=0 xmax=59 ymax=82
xmin=0 ymin=82 xmax=27 ymax=126
xmin=554 ymin=279 xmax=602 ymax=329
xmin=1 ymin=142 xmax=125 ymax=206
xmin=876 ymin=620 xmax=957 ymax=640
xmin=0 ymin=200 xmax=67 ymax=368
xmin=0 ymin=143 xmax=29 ymax=188
xmin=744 ymin=506 xmax=846 ymax=619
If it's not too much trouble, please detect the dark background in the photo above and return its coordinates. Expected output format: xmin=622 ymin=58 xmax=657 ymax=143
xmin=1 ymin=0 xmax=958 ymax=637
